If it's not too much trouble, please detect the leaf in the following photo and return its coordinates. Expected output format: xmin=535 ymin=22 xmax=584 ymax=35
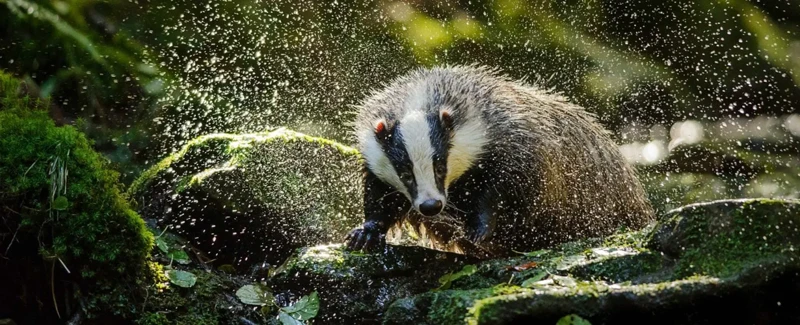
xmin=155 ymin=237 xmax=170 ymax=254
xmin=556 ymin=314 xmax=592 ymax=325
xmin=278 ymin=311 xmax=303 ymax=325
xmin=520 ymin=270 xmax=549 ymax=287
xmin=513 ymin=249 xmax=551 ymax=258
xmin=165 ymin=270 xmax=196 ymax=288
xmin=435 ymin=264 xmax=477 ymax=291
xmin=167 ymin=249 xmax=191 ymax=264
xmin=236 ymin=284 xmax=275 ymax=307
xmin=282 ymin=291 xmax=319 ymax=321
xmin=552 ymin=275 xmax=578 ymax=287
xmin=506 ymin=261 xmax=538 ymax=271
xmin=52 ymin=196 xmax=69 ymax=211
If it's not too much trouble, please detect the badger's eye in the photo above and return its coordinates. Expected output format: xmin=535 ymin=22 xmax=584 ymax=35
xmin=399 ymin=171 xmax=413 ymax=183
xmin=435 ymin=163 xmax=446 ymax=176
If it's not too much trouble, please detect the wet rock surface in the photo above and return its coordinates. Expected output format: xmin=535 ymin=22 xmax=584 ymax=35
xmin=270 ymin=198 xmax=799 ymax=324
xmin=128 ymin=128 xmax=365 ymax=271
xmin=127 ymin=130 xmax=800 ymax=324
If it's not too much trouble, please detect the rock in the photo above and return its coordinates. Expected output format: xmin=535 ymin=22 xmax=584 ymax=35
xmin=268 ymin=243 xmax=481 ymax=324
xmin=270 ymin=198 xmax=798 ymax=324
xmin=645 ymin=198 xmax=800 ymax=278
xmin=127 ymin=128 xmax=365 ymax=270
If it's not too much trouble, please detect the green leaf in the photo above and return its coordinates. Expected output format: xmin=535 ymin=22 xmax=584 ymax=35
xmin=556 ymin=314 xmax=592 ymax=325
xmin=165 ymin=270 xmax=196 ymax=288
xmin=435 ymin=264 xmax=477 ymax=291
xmin=167 ymin=249 xmax=191 ymax=264
xmin=155 ymin=237 xmax=170 ymax=254
xmin=520 ymin=270 xmax=549 ymax=287
xmin=513 ymin=248 xmax=551 ymax=258
xmin=278 ymin=311 xmax=303 ymax=325
xmin=52 ymin=196 xmax=69 ymax=210
xmin=282 ymin=291 xmax=319 ymax=321
xmin=236 ymin=284 xmax=275 ymax=307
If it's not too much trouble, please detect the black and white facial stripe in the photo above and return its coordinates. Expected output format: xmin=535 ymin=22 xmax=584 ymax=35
xmin=358 ymin=82 xmax=489 ymax=217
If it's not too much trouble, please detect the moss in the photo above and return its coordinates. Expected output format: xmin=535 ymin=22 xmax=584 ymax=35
xmin=139 ymin=264 xmax=257 ymax=325
xmin=569 ymin=251 xmax=665 ymax=283
xmin=0 ymin=71 xmax=153 ymax=320
xmin=647 ymin=198 xmax=800 ymax=278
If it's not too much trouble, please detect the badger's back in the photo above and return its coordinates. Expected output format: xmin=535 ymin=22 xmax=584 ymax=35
xmin=499 ymin=84 xmax=654 ymax=249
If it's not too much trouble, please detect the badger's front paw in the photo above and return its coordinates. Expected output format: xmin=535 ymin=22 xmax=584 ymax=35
xmin=465 ymin=225 xmax=492 ymax=244
xmin=344 ymin=223 xmax=385 ymax=252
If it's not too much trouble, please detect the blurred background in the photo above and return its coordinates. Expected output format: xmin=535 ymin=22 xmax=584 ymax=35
xmin=2 ymin=0 xmax=799 ymax=215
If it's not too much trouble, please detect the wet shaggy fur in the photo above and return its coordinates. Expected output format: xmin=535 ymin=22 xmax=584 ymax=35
xmin=345 ymin=65 xmax=655 ymax=258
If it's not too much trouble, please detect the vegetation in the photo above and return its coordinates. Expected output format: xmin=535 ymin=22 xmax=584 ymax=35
xmin=0 ymin=71 xmax=153 ymax=322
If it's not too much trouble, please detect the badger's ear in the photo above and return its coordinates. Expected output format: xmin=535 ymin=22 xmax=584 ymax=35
xmin=374 ymin=118 xmax=393 ymax=142
xmin=440 ymin=108 xmax=453 ymax=130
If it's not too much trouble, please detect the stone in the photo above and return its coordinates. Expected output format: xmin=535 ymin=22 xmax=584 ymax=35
xmin=128 ymin=128 xmax=365 ymax=271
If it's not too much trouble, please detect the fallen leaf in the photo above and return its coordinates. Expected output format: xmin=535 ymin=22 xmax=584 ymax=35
xmin=506 ymin=261 xmax=537 ymax=271
xmin=556 ymin=314 xmax=592 ymax=325
xmin=435 ymin=265 xmax=477 ymax=291
xmin=282 ymin=291 xmax=319 ymax=321
xmin=236 ymin=284 xmax=274 ymax=307
xmin=520 ymin=270 xmax=549 ymax=287
xmin=278 ymin=311 xmax=303 ymax=325
xmin=165 ymin=270 xmax=196 ymax=288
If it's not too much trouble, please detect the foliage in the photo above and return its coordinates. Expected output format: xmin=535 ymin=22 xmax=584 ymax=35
xmin=0 ymin=71 xmax=153 ymax=320
xmin=1 ymin=0 xmax=169 ymax=183
xmin=557 ymin=314 xmax=592 ymax=325
xmin=165 ymin=270 xmax=197 ymax=288
xmin=434 ymin=264 xmax=478 ymax=291
xmin=234 ymin=284 xmax=319 ymax=324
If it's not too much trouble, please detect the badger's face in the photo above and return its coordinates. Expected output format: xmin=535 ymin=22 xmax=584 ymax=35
xmin=361 ymin=104 xmax=487 ymax=217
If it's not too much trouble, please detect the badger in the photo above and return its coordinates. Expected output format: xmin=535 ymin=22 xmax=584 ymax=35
xmin=344 ymin=65 xmax=655 ymax=258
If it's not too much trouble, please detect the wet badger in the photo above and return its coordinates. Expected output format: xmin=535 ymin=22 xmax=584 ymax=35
xmin=345 ymin=65 xmax=654 ymax=258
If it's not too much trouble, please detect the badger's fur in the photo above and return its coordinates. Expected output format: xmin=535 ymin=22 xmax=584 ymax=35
xmin=344 ymin=65 xmax=655 ymax=258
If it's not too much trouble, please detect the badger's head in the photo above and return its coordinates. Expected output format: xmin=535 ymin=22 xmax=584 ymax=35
xmin=356 ymin=84 xmax=488 ymax=217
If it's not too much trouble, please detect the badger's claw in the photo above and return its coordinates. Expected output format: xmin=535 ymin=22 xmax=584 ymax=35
xmin=344 ymin=226 xmax=385 ymax=252
xmin=465 ymin=221 xmax=493 ymax=244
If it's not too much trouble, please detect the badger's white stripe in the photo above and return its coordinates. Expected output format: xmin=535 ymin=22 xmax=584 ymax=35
xmin=446 ymin=112 xmax=488 ymax=188
xmin=357 ymin=126 xmax=410 ymax=200
xmin=399 ymin=110 xmax=445 ymax=209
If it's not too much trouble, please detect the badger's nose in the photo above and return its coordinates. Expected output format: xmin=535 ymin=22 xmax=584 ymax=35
xmin=419 ymin=199 xmax=443 ymax=216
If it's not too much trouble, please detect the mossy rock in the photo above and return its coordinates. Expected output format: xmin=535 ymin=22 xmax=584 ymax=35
xmin=0 ymin=71 xmax=153 ymax=322
xmin=127 ymin=128 xmax=365 ymax=271
xmin=270 ymin=198 xmax=798 ymax=324
xmin=267 ymin=243 xmax=480 ymax=324
xmin=646 ymin=198 xmax=800 ymax=278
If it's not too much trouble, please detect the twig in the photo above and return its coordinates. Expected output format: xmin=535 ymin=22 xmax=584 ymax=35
xmin=5 ymin=224 xmax=20 ymax=255
xmin=142 ymin=288 xmax=150 ymax=314
xmin=3 ymin=206 xmax=22 ymax=215
xmin=66 ymin=310 xmax=83 ymax=325
xmin=52 ymin=260 xmax=61 ymax=319
xmin=58 ymin=257 xmax=71 ymax=274
xmin=23 ymin=159 xmax=38 ymax=177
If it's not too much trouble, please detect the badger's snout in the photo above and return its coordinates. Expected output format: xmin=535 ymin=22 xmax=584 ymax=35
xmin=418 ymin=199 xmax=443 ymax=216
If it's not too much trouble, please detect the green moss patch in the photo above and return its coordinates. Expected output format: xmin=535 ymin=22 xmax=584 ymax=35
xmin=646 ymin=198 xmax=800 ymax=277
xmin=0 ymin=71 xmax=153 ymax=322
